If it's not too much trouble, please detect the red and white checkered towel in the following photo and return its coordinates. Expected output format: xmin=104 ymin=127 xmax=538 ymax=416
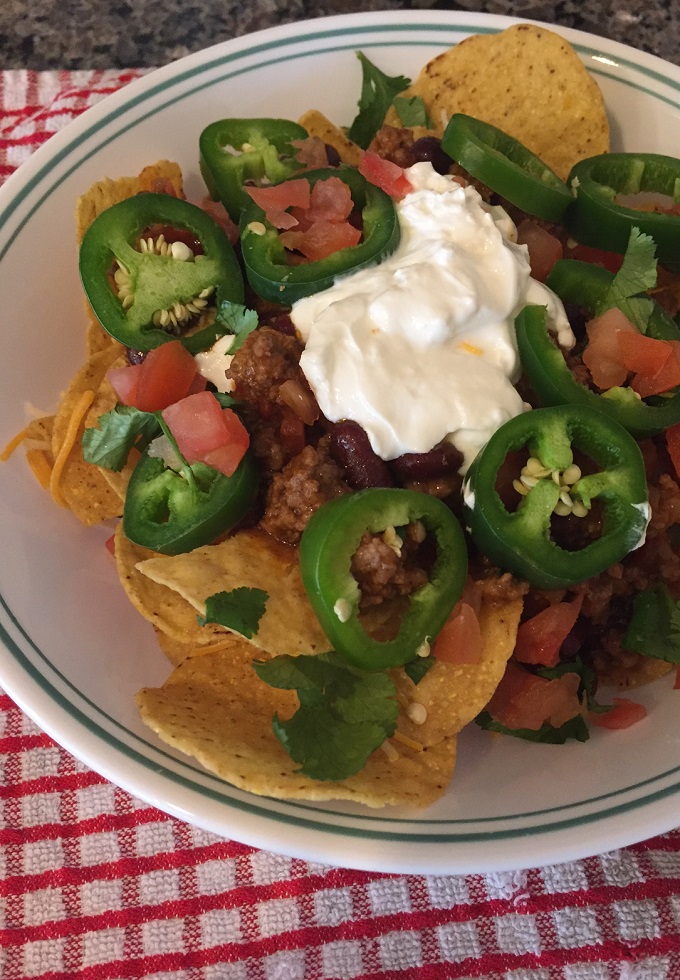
xmin=2 ymin=69 xmax=680 ymax=980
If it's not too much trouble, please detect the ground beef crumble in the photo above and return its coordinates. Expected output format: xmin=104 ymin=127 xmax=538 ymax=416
xmin=227 ymin=326 xmax=318 ymax=474
xmin=351 ymin=526 xmax=430 ymax=609
xmin=228 ymin=326 xmax=306 ymax=414
xmin=259 ymin=436 xmax=349 ymax=544
xmin=368 ymin=125 xmax=417 ymax=169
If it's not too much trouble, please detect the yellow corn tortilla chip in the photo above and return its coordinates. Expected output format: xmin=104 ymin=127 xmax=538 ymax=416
xmin=14 ymin=415 xmax=55 ymax=489
xmin=298 ymin=110 xmax=363 ymax=166
xmin=394 ymin=597 xmax=524 ymax=739
xmin=135 ymin=597 xmax=522 ymax=806
xmin=115 ymin=524 xmax=230 ymax=646
xmin=136 ymin=529 xmax=329 ymax=656
xmin=153 ymin=625 xmax=240 ymax=667
xmin=405 ymin=24 xmax=609 ymax=179
xmin=50 ymin=346 xmax=125 ymax=525
xmin=76 ymin=160 xmax=184 ymax=354
xmin=75 ymin=160 xmax=184 ymax=245
xmin=601 ymin=654 xmax=672 ymax=690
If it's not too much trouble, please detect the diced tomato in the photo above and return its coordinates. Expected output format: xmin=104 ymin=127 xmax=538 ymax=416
xmin=674 ymin=666 xmax=680 ymax=690
xmin=133 ymin=340 xmax=198 ymax=413
xmin=202 ymin=410 xmax=250 ymax=477
xmin=617 ymin=330 xmax=674 ymax=376
xmin=187 ymin=372 xmax=208 ymax=395
xmin=291 ymin=136 xmax=331 ymax=170
xmin=201 ymin=444 xmax=243 ymax=478
xmin=289 ymin=177 xmax=354 ymax=230
xmin=486 ymin=661 xmax=582 ymax=730
xmin=163 ymin=390 xmax=230 ymax=458
xmin=162 ymin=392 xmax=249 ymax=477
xmin=666 ymin=423 xmax=680 ymax=480
xmin=104 ymin=533 xmax=116 ymax=556
xmin=516 ymin=220 xmax=563 ymax=283
xmin=513 ymin=595 xmax=583 ymax=668
xmin=630 ymin=340 xmax=680 ymax=398
xmin=432 ymin=601 xmax=483 ymax=665
xmin=358 ymin=151 xmax=412 ymax=199
xmin=107 ymin=362 xmax=143 ymax=406
xmin=582 ymin=307 xmax=638 ymax=389
xmin=570 ymin=244 xmax=624 ymax=274
xmin=280 ymin=219 xmax=361 ymax=261
xmin=245 ymin=179 xmax=311 ymax=229
xmin=590 ymin=697 xmax=647 ymax=729
xmin=220 ymin=407 xmax=251 ymax=455
xmin=107 ymin=340 xmax=197 ymax=413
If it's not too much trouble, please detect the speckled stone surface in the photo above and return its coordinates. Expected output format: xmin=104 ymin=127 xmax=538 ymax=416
xmin=2 ymin=0 xmax=678 ymax=70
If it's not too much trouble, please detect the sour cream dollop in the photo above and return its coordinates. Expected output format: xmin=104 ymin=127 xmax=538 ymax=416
xmin=292 ymin=162 xmax=572 ymax=471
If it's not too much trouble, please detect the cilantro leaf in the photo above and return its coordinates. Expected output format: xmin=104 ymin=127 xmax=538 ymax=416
xmin=215 ymin=301 xmax=259 ymax=353
xmin=392 ymin=95 xmax=433 ymax=129
xmin=82 ymin=404 xmax=161 ymax=471
xmin=599 ymin=227 xmax=657 ymax=332
xmin=198 ymin=587 xmax=268 ymax=639
xmin=475 ymin=709 xmax=590 ymax=744
xmin=213 ymin=391 xmax=239 ymax=408
xmin=253 ymin=651 xmax=399 ymax=780
xmin=347 ymin=52 xmax=410 ymax=149
xmin=183 ymin=301 xmax=259 ymax=355
xmin=623 ymin=584 xmax=680 ymax=663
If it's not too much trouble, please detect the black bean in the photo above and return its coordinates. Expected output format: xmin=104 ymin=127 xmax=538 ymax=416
xmin=389 ymin=441 xmax=463 ymax=482
xmin=325 ymin=144 xmax=341 ymax=167
xmin=329 ymin=420 xmax=394 ymax=489
xmin=267 ymin=313 xmax=297 ymax=336
xmin=412 ymin=136 xmax=454 ymax=175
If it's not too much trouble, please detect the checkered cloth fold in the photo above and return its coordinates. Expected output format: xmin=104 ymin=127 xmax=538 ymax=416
xmin=1 ymin=69 xmax=680 ymax=980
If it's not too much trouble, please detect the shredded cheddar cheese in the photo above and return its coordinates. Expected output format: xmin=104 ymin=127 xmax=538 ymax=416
xmin=0 ymin=424 xmax=31 ymax=461
xmin=393 ymin=730 xmax=424 ymax=753
xmin=49 ymin=390 xmax=95 ymax=507
xmin=26 ymin=450 xmax=53 ymax=489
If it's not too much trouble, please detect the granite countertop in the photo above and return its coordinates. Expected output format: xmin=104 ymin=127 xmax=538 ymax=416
xmin=2 ymin=0 xmax=679 ymax=70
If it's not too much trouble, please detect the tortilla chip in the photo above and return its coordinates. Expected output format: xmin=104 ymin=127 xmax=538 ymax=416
xmin=75 ymin=160 xmax=184 ymax=245
xmin=153 ymin=625 xmax=239 ymax=667
xmin=136 ymin=529 xmax=329 ymax=656
xmin=136 ymin=636 xmax=456 ymax=807
xmin=115 ymin=524 xmax=230 ymax=646
xmin=601 ymin=654 xmax=673 ymax=690
xmin=135 ymin=596 xmax=522 ymax=806
xmin=84 ymin=354 xmax=139 ymax=501
xmin=393 ymin=597 xmax=524 ymax=743
xmin=298 ymin=110 xmax=363 ymax=166
xmin=75 ymin=160 xmax=184 ymax=354
xmin=50 ymin=346 xmax=125 ymax=525
xmin=19 ymin=413 xmax=54 ymax=450
xmin=405 ymin=24 xmax=609 ymax=179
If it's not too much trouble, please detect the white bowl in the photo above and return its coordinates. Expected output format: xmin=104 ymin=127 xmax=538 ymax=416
xmin=1 ymin=11 xmax=679 ymax=875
